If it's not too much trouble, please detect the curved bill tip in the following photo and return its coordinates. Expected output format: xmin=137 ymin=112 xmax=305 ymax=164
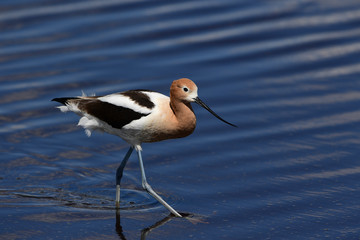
xmin=194 ymin=97 xmax=237 ymax=127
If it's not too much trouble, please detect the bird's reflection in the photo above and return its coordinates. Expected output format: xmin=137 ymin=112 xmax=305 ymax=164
xmin=115 ymin=210 xmax=127 ymax=240
xmin=140 ymin=213 xmax=176 ymax=240
xmin=115 ymin=210 xmax=196 ymax=240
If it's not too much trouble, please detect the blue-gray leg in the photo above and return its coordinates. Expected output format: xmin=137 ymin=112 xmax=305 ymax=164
xmin=116 ymin=147 xmax=134 ymax=208
xmin=136 ymin=149 xmax=182 ymax=217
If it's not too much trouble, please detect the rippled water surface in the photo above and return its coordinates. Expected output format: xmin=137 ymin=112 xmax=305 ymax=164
xmin=1 ymin=0 xmax=360 ymax=239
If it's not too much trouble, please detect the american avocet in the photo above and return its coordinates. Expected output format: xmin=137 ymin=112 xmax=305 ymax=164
xmin=52 ymin=78 xmax=236 ymax=217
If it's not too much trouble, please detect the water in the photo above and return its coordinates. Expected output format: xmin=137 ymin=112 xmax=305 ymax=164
xmin=1 ymin=0 xmax=360 ymax=239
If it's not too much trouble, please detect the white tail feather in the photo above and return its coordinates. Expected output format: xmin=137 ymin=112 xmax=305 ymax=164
xmin=57 ymin=106 xmax=69 ymax=112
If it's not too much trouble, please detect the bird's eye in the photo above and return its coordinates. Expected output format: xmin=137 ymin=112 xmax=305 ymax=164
xmin=183 ymin=87 xmax=189 ymax=92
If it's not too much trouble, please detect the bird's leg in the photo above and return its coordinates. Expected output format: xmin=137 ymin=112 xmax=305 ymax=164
xmin=136 ymin=149 xmax=182 ymax=217
xmin=115 ymin=147 xmax=134 ymax=208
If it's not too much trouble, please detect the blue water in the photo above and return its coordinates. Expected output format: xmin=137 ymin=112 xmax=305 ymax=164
xmin=1 ymin=0 xmax=360 ymax=239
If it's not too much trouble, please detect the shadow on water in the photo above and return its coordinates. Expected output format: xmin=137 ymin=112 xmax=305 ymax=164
xmin=115 ymin=210 xmax=202 ymax=240
xmin=8 ymin=186 xmax=206 ymax=239
xmin=5 ymin=185 xmax=207 ymax=239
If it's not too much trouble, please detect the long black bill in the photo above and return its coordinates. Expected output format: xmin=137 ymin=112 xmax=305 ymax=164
xmin=194 ymin=97 xmax=237 ymax=127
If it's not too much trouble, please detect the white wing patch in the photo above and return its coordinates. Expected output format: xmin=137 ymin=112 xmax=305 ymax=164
xmin=98 ymin=94 xmax=152 ymax=115
xmin=144 ymin=91 xmax=169 ymax=104
xmin=122 ymin=92 xmax=170 ymax=129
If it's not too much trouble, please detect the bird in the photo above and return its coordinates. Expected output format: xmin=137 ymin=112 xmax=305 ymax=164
xmin=52 ymin=78 xmax=236 ymax=217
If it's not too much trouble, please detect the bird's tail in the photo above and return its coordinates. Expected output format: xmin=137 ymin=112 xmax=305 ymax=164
xmin=51 ymin=97 xmax=79 ymax=105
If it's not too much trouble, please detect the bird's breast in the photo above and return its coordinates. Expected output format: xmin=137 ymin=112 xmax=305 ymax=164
xmin=130 ymin=100 xmax=196 ymax=143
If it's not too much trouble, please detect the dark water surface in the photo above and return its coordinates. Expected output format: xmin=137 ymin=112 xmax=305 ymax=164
xmin=1 ymin=0 xmax=360 ymax=239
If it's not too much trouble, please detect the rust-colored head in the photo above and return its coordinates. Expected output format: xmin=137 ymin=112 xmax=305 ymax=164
xmin=170 ymin=78 xmax=198 ymax=102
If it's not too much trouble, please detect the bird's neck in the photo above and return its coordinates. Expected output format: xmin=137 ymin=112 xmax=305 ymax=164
xmin=170 ymin=99 xmax=196 ymax=134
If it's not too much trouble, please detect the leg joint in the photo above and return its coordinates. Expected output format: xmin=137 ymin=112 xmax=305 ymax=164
xmin=142 ymin=181 xmax=153 ymax=192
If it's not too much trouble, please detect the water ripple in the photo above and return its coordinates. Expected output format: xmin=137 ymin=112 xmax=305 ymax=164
xmin=1 ymin=0 xmax=360 ymax=239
